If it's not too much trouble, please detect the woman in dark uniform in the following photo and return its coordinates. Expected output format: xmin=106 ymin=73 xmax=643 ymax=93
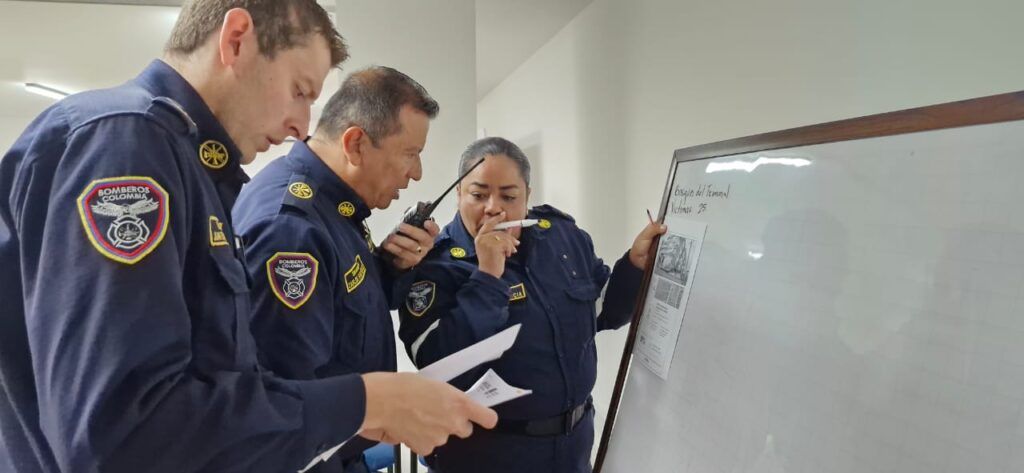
xmin=398 ymin=137 xmax=665 ymax=473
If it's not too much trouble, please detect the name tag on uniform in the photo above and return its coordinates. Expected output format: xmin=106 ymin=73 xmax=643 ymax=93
xmin=510 ymin=283 xmax=527 ymax=302
xmin=345 ymin=254 xmax=366 ymax=293
xmin=208 ymin=215 xmax=229 ymax=247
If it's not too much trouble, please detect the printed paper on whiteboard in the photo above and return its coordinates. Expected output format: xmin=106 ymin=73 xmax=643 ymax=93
xmin=635 ymin=219 xmax=708 ymax=380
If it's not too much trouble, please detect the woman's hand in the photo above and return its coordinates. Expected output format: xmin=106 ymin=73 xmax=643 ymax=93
xmin=628 ymin=221 xmax=668 ymax=269
xmin=474 ymin=211 xmax=520 ymax=278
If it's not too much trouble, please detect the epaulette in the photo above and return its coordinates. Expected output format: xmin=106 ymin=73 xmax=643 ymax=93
xmin=280 ymin=173 xmax=317 ymax=214
xmin=431 ymin=233 xmax=456 ymax=257
xmin=431 ymin=233 xmax=473 ymax=260
xmin=530 ymin=204 xmax=576 ymax=223
xmin=147 ymin=96 xmax=197 ymax=136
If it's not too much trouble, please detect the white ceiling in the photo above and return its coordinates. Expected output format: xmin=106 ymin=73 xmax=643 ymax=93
xmin=0 ymin=0 xmax=341 ymax=159
xmin=475 ymin=0 xmax=592 ymax=100
xmin=0 ymin=1 xmax=181 ymax=118
xmin=0 ymin=0 xmax=589 ymax=145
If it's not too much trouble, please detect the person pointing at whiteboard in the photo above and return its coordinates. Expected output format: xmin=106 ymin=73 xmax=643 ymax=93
xmin=396 ymin=137 xmax=666 ymax=472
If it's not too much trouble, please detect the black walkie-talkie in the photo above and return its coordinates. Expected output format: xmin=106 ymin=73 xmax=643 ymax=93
xmin=382 ymin=157 xmax=486 ymax=263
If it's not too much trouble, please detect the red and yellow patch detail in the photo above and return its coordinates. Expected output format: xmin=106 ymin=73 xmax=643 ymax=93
xmin=266 ymin=252 xmax=320 ymax=310
xmin=77 ymin=176 xmax=170 ymax=265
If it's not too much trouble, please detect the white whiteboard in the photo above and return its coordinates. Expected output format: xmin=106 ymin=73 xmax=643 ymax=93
xmin=602 ymin=117 xmax=1024 ymax=473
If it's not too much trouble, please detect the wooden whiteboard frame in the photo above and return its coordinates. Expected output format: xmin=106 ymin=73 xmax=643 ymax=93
xmin=594 ymin=89 xmax=1024 ymax=472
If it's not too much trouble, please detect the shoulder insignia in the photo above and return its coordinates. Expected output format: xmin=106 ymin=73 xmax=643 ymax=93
xmin=344 ymin=254 xmax=367 ymax=293
xmin=531 ymin=204 xmax=576 ymax=223
xmin=289 ymin=182 xmax=314 ymax=199
xmin=510 ymin=283 xmax=527 ymax=302
xmin=77 ymin=176 xmax=170 ymax=265
xmin=209 ymin=215 xmax=229 ymax=247
xmin=450 ymin=247 xmax=467 ymax=259
xmin=406 ymin=280 xmax=436 ymax=317
xmin=266 ymin=252 xmax=319 ymax=310
xmin=538 ymin=219 xmax=551 ymax=230
xmin=149 ymin=96 xmax=197 ymax=135
xmin=199 ymin=140 xmax=229 ymax=169
xmin=338 ymin=201 xmax=355 ymax=217
xmin=281 ymin=174 xmax=317 ymax=214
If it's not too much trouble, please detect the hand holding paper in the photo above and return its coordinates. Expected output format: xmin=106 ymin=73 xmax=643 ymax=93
xmin=361 ymin=372 xmax=498 ymax=451
xmin=299 ymin=324 xmax=528 ymax=472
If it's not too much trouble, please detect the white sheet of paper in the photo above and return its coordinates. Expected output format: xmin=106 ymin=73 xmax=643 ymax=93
xmin=298 ymin=324 xmax=524 ymax=472
xmin=466 ymin=368 xmax=532 ymax=407
xmin=635 ymin=219 xmax=708 ymax=380
xmin=299 ymin=441 xmax=349 ymax=473
xmin=418 ymin=324 xmax=521 ymax=382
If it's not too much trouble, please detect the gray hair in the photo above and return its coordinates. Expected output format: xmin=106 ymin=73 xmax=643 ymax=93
xmin=458 ymin=137 xmax=531 ymax=187
xmin=314 ymin=66 xmax=439 ymax=145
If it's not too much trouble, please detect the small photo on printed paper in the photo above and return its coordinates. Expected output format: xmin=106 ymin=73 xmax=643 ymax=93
xmin=654 ymin=233 xmax=694 ymax=287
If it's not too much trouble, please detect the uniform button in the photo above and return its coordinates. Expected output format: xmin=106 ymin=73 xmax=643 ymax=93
xmin=571 ymin=270 xmax=577 ymax=277
xmin=562 ymin=254 xmax=568 ymax=260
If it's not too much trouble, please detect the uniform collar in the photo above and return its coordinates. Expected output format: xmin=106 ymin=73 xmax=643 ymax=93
xmin=133 ymin=59 xmax=248 ymax=185
xmin=439 ymin=213 xmax=541 ymax=257
xmin=439 ymin=209 xmax=549 ymax=260
xmin=440 ymin=213 xmax=478 ymax=259
xmin=288 ymin=140 xmax=373 ymax=224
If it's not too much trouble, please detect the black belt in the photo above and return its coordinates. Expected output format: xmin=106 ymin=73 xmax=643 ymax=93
xmin=493 ymin=400 xmax=592 ymax=437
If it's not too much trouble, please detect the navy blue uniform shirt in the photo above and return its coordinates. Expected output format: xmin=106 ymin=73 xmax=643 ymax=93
xmin=233 ymin=142 xmax=398 ymax=471
xmin=0 ymin=60 xmax=365 ymax=473
xmin=397 ymin=206 xmax=643 ymax=473
xmin=234 ymin=141 xmax=397 ymax=380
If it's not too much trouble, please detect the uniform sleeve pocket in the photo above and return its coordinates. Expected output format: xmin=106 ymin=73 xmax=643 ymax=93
xmin=208 ymin=248 xmax=254 ymax=368
xmin=335 ymin=292 xmax=369 ymax=367
xmin=209 ymin=248 xmax=248 ymax=294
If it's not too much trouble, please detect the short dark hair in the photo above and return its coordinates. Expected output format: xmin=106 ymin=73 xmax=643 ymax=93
xmin=166 ymin=0 xmax=347 ymax=67
xmin=315 ymin=66 xmax=439 ymax=145
xmin=459 ymin=137 xmax=531 ymax=187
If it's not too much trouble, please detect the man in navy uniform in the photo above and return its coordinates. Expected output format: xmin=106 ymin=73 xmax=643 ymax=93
xmin=233 ymin=66 xmax=442 ymax=472
xmin=0 ymin=2 xmax=495 ymax=472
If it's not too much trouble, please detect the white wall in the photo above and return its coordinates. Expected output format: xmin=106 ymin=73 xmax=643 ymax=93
xmin=333 ymin=0 xmax=477 ymax=244
xmin=478 ymin=0 xmax=1024 ymax=458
